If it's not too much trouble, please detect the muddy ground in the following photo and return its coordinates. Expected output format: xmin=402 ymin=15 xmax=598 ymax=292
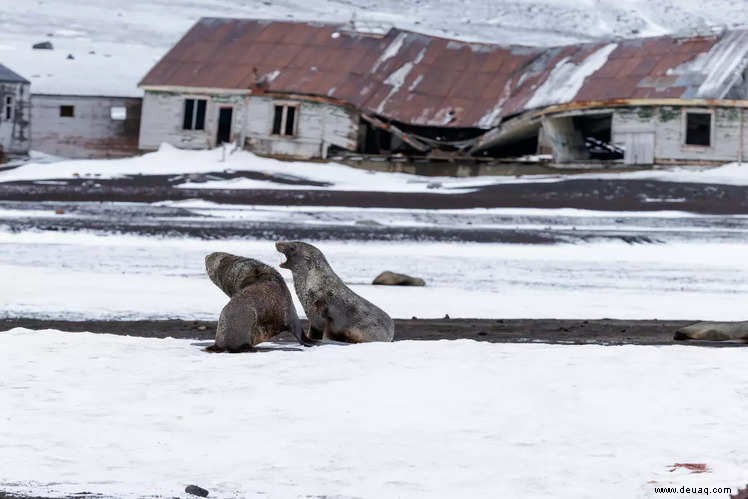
xmin=3 ymin=317 xmax=746 ymax=347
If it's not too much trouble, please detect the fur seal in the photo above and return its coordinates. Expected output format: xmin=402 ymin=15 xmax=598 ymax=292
xmin=674 ymin=321 xmax=748 ymax=342
xmin=372 ymin=271 xmax=425 ymax=286
xmin=204 ymin=252 xmax=306 ymax=351
xmin=275 ymin=241 xmax=395 ymax=343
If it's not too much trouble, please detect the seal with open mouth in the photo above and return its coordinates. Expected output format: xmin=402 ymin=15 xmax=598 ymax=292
xmin=276 ymin=241 xmax=394 ymax=343
xmin=205 ymin=252 xmax=307 ymax=351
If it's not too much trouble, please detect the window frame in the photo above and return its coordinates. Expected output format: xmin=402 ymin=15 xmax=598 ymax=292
xmin=182 ymin=98 xmax=207 ymax=131
xmin=271 ymin=103 xmax=299 ymax=137
xmin=683 ymin=109 xmax=713 ymax=148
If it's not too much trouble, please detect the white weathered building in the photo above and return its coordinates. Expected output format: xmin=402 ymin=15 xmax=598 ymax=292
xmin=0 ymin=63 xmax=31 ymax=158
xmin=138 ymin=18 xmax=748 ymax=166
xmin=138 ymin=90 xmax=357 ymax=158
xmin=1 ymin=44 xmax=146 ymax=159
xmin=31 ymin=94 xmax=142 ymax=159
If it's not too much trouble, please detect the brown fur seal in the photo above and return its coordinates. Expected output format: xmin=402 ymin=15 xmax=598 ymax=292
xmin=674 ymin=321 xmax=748 ymax=342
xmin=205 ymin=252 xmax=307 ymax=351
xmin=276 ymin=241 xmax=394 ymax=343
xmin=372 ymin=271 xmax=425 ymax=286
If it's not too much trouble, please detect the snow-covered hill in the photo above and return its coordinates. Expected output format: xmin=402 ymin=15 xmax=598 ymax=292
xmin=3 ymin=0 xmax=747 ymax=49
xmin=0 ymin=0 xmax=746 ymax=96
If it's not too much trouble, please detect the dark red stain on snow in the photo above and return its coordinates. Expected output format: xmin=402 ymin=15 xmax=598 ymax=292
xmin=669 ymin=463 xmax=711 ymax=474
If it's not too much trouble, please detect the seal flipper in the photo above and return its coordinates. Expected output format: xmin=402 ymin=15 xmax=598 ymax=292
xmin=290 ymin=315 xmax=315 ymax=347
xmin=215 ymin=294 xmax=257 ymax=351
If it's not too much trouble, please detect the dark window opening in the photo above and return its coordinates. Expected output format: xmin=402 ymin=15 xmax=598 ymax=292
xmin=60 ymin=105 xmax=74 ymax=117
xmin=284 ymin=106 xmax=296 ymax=136
xmin=183 ymin=98 xmax=207 ymax=130
xmin=183 ymin=99 xmax=194 ymax=129
xmin=271 ymin=104 xmax=297 ymax=136
xmin=195 ymin=100 xmax=206 ymax=130
xmin=573 ymin=113 xmax=623 ymax=160
xmin=685 ymin=112 xmax=711 ymax=146
xmin=4 ymin=96 xmax=12 ymax=120
xmin=272 ymin=106 xmax=283 ymax=135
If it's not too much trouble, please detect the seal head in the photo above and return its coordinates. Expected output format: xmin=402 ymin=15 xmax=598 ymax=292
xmin=276 ymin=241 xmax=324 ymax=271
xmin=205 ymin=252 xmax=276 ymax=297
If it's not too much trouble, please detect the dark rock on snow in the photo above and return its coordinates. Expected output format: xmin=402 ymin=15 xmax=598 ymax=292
xmin=185 ymin=484 xmax=209 ymax=497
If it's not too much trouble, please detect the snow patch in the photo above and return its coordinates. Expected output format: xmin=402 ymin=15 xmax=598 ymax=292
xmin=525 ymin=43 xmax=618 ymax=110
xmin=376 ymin=48 xmax=426 ymax=113
xmin=0 ymin=144 xmax=492 ymax=194
xmin=3 ymin=232 xmax=748 ymax=321
xmin=672 ymin=30 xmax=748 ymax=98
xmin=371 ymin=31 xmax=408 ymax=72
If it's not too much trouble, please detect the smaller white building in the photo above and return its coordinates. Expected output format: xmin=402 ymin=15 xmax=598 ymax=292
xmin=0 ymin=42 xmax=152 ymax=159
xmin=0 ymin=63 xmax=31 ymax=158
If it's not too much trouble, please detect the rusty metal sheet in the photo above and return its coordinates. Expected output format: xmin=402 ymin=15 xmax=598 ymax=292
xmin=140 ymin=18 xmax=748 ymax=129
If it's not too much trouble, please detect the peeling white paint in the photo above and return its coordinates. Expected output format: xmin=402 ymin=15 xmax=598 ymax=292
xmin=525 ymin=43 xmax=618 ymax=110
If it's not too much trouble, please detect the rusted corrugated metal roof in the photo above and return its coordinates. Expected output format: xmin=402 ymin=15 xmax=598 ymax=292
xmin=140 ymin=18 xmax=748 ymax=129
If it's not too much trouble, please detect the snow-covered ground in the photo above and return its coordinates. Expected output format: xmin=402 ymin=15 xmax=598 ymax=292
xmin=5 ymin=144 xmax=748 ymax=192
xmin=0 ymin=145 xmax=493 ymax=193
xmin=2 ymin=229 xmax=748 ymax=321
xmin=1 ymin=329 xmax=746 ymax=499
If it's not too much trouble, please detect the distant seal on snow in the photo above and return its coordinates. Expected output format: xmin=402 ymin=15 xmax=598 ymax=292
xmin=204 ymin=252 xmax=306 ymax=351
xmin=372 ymin=271 xmax=425 ymax=286
xmin=275 ymin=241 xmax=394 ymax=343
xmin=674 ymin=321 xmax=748 ymax=342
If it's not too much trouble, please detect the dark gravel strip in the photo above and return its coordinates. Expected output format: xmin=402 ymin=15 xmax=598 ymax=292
xmin=3 ymin=317 xmax=745 ymax=346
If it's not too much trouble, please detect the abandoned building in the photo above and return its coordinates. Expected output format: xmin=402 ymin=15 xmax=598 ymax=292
xmin=1 ymin=47 xmax=143 ymax=159
xmin=31 ymin=94 xmax=142 ymax=159
xmin=0 ymin=63 xmax=31 ymax=159
xmin=138 ymin=18 xmax=748 ymax=166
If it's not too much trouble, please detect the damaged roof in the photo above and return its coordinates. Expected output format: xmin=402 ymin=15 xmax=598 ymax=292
xmin=140 ymin=18 xmax=748 ymax=129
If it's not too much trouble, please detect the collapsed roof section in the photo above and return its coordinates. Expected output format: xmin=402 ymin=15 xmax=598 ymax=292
xmin=140 ymin=18 xmax=748 ymax=154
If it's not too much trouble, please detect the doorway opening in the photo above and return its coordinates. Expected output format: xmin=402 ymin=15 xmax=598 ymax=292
xmin=216 ymin=107 xmax=233 ymax=144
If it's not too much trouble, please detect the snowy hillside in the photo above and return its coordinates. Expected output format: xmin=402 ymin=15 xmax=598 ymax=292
xmin=0 ymin=0 xmax=745 ymax=96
